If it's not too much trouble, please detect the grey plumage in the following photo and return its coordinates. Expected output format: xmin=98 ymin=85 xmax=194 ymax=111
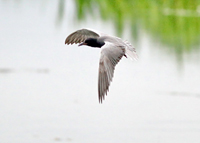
xmin=98 ymin=43 xmax=125 ymax=103
xmin=65 ymin=29 xmax=100 ymax=44
xmin=65 ymin=28 xmax=138 ymax=103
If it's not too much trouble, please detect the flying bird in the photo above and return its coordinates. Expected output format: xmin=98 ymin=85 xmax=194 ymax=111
xmin=65 ymin=29 xmax=138 ymax=103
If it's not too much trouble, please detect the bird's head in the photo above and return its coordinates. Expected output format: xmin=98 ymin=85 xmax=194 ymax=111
xmin=78 ymin=38 xmax=104 ymax=48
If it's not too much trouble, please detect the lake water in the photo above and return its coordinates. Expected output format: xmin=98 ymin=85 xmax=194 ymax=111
xmin=0 ymin=1 xmax=200 ymax=143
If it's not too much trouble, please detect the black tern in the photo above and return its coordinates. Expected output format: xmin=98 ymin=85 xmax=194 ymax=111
xmin=65 ymin=29 xmax=138 ymax=103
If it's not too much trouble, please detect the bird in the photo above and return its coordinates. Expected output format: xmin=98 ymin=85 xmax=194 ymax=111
xmin=65 ymin=28 xmax=138 ymax=103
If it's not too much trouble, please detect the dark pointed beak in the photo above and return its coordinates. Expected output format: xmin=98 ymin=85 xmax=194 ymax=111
xmin=78 ymin=42 xmax=87 ymax=46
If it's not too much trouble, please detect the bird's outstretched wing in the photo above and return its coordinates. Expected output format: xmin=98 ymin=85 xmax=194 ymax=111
xmin=98 ymin=43 xmax=125 ymax=103
xmin=65 ymin=29 xmax=100 ymax=44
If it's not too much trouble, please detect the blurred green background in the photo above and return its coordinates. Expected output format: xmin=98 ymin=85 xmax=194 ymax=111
xmin=57 ymin=0 xmax=200 ymax=61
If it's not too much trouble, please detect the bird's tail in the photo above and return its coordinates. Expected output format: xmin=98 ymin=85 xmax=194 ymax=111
xmin=124 ymin=40 xmax=139 ymax=61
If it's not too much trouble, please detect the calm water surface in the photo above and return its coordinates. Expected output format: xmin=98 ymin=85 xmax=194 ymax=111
xmin=0 ymin=1 xmax=200 ymax=143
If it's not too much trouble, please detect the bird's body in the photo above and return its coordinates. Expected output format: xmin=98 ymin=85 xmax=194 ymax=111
xmin=65 ymin=29 xmax=138 ymax=103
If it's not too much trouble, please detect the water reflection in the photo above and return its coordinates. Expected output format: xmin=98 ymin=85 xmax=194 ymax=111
xmin=0 ymin=68 xmax=49 ymax=74
xmin=56 ymin=0 xmax=65 ymax=26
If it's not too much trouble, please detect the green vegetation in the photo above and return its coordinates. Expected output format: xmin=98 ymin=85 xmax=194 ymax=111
xmin=4 ymin=0 xmax=199 ymax=59
xmin=74 ymin=0 xmax=200 ymax=57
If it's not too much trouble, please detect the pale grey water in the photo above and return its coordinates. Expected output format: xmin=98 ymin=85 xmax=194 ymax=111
xmin=1 ymin=1 xmax=200 ymax=143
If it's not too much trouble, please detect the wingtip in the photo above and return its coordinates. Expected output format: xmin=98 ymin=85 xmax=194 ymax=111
xmin=98 ymin=95 xmax=104 ymax=104
xmin=98 ymin=96 xmax=102 ymax=104
xmin=65 ymin=38 xmax=68 ymax=45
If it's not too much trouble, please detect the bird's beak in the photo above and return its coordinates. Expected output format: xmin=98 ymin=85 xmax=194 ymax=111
xmin=78 ymin=42 xmax=87 ymax=46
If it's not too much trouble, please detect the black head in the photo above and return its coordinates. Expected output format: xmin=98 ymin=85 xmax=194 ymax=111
xmin=79 ymin=38 xmax=105 ymax=48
